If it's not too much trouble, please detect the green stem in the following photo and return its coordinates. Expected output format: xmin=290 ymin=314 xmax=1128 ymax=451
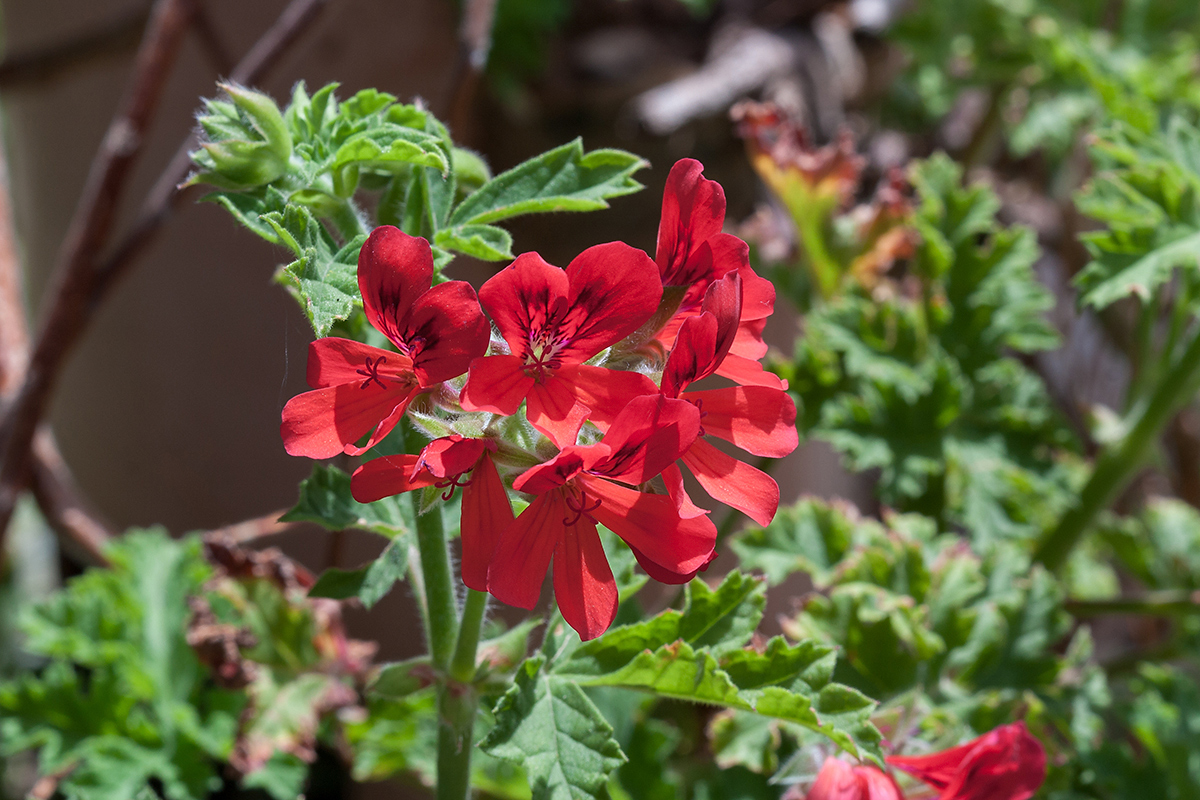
xmin=330 ymin=198 xmax=368 ymax=241
xmin=450 ymin=589 xmax=489 ymax=683
xmin=413 ymin=497 xmax=458 ymax=670
xmin=1034 ymin=328 xmax=1200 ymax=571
xmin=435 ymin=590 xmax=488 ymax=800
xmin=794 ymin=211 xmax=841 ymax=300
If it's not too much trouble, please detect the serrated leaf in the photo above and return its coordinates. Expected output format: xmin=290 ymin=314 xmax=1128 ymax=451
xmin=450 ymin=139 xmax=646 ymax=226
xmin=434 ymin=224 xmax=514 ymax=261
xmin=678 ymin=571 xmax=766 ymax=655
xmin=280 ymin=464 xmax=410 ymax=537
xmin=483 ymin=657 xmax=627 ymax=800
xmin=200 ymin=187 xmax=288 ymax=243
xmin=307 ymin=538 xmax=408 ymax=609
xmin=265 ymin=205 xmax=365 ymax=336
xmin=732 ymin=499 xmax=877 ymax=586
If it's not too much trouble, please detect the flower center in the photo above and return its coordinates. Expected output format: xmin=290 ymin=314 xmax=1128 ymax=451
xmin=562 ymin=487 xmax=601 ymax=526
xmin=434 ymin=471 xmax=474 ymax=501
xmin=523 ymin=328 xmax=568 ymax=378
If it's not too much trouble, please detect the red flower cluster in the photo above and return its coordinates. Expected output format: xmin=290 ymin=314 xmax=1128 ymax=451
xmin=796 ymin=723 xmax=1046 ymax=800
xmin=280 ymin=159 xmax=797 ymax=640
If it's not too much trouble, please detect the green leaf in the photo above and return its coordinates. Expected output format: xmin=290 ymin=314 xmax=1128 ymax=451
xmin=280 ymin=464 xmax=410 ymax=538
xmin=332 ymin=124 xmax=449 ymax=173
xmin=200 ymin=187 xmax=288 ymax=244
xmin=482 ymin=657 xmax=627 ymax=800
xmin=434 ymin=224 xmax=514 ymax=261
xmin=450 ymin=139 xmax=647 ymax=226
xmin=307 ymin=538 xmax=409 ymax=609
xmin=265 ymin=205 xmax=365 ymax=336
xmin=678 ymin=570 xmax=766 ymax=655
xmin=732 ymin=499 xmax=877 ymax=587
xmin=1074 ymin=118 xmax=1200 ymax=309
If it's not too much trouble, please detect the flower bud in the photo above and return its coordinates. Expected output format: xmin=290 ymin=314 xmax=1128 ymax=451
xmin=220 ymin=83 xmax=292 ymax=166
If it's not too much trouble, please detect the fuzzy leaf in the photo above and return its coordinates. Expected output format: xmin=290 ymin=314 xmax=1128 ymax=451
xmin=307 ymin=538 xmax=409 ymax=608
xmin=281 ymin=464 xmax=410 ymax=538
xmin=450 ymin=139 xmax=646 ymax=226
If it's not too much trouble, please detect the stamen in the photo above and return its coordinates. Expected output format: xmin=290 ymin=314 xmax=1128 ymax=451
xmin=357 ymin=356 xmax=389 ymax=390
xmin=434 ymin=471 xmax=474 ymax=501
xmin=562 ymin=490 xmax=602 ymax=526
xmin=691 ymin=397 xmax=709 ymax=436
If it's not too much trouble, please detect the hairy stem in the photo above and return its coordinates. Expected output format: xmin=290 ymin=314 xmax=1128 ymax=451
xmin=1034 ymin=327 xmax=1200 ymax=571
xmin=413 ymin=496 xmax=458 ymax=670
xmin=436 ymin=589 xmax=488 ymax=800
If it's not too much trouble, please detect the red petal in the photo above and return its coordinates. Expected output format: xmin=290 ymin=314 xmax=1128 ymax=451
xmin=738 ymin=263 xmax=775 ymax=321
xmin=656 ymin=159 xmax=725 ymax=286
xmin=461 ymin=453 xmax=514 ymax=592
xmin=686 ymin=386 xmax=798 ymax=458
xmin=662 ymin=313 xmax=718 ymax=399
xmin=553 ymin=517 xmax=617 ymax=640
xmin=732 ymin=318 xmax=769 ymax=360
xmin=590 ymin=395 xmax=700 ymax=485
xmin=406 ymin=281 xmax=490 ymax=385
xmin=856 ymin=767 xmax=904 ymax=800
xmin=707 ymin=233 xmax=751 ymax=281
xmin=661 ymin=463 xmax=709 ymax=519
xmin=888 ymin=723 xmax=1046 ymax=800
xmin=527 ymin=375 xmax=591 ymax=448
xmin=487 ymin=491 xmax=561 ymax=610
xmin=681 ymin=438 xmax=779 ymax=527
xmin=806 ymin=758 xmax=865 ymax=800
xmin=305 ymin=338 xmax=412 ymax=389
xmin=478 ymin=251 xmax=570 ymax=359
xmin=358 ymin=226 xmax=434 ymax=344
xmin=559 ymin=242 xmax=662 ymax=361
xmin=460 ymin=355 xmax=536 ymax=415
xmin=628 ymin=544 xmax=716 ymax=584
xmin=583 ymin=476 xmax=716 ymax=575
xmin=415 ymin=436 xmax=488 ymax=479
xmin=565 ymin=365 xmax=658 ymax=431
xmin=280 ymin=382 xmax=415 ymax=459
xmin=716 ymin=353 xmax=787 ymax=390
xmin=351 ymin=454 xmax=435 ymax=502
xmin=513 ymin=448 xmax=595 ymax=495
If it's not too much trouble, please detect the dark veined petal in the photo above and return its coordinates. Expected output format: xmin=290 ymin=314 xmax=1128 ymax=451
xmin=281 ymin=382 xmax=416 ymax=459
xmin=405 ymin=280 xmax=490 ymax=385
xmin=477 ymin=251 xmax=570 ymax=360
xmin=685 ymin=386 xmax=798 ymax=458
xmin=305 ymin=338 xmax=412 ymax=389
xmin=656 ymin=158 xmax=726 ymax=286
xmin=561 ymin=242 xmax=662 ymax=362
xmin=487 ymin=491 xmax=561 ymax=610
xmin=460 ymin=355 xmax=536 ymax=416
xmin=681 ymin=438 xmax=779 ymax=527
xmin=553 ymin=517 xmax=617 ymax=640
xmin=589 ymin=395 xmax=700 ymax=486
xmin=461 ymin=453 xmax=514 ymax=592
xmin=358 ymin=226 xmax=434 ymax=346
xmin=513 ymin=447 xmax=596 ymax=495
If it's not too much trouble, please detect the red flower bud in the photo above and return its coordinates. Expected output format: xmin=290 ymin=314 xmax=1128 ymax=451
xmin=886 ymin=722 xmax=1047 ymax=800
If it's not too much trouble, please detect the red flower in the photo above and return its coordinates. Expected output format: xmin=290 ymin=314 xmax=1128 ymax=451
xmin=350 ymin=436 xmax=514 ymax=592
xmin=886 ymin=723 xmax=1046 ymax=800
xmin=660 ymin=271 xmax=798 ymax=526
xmin=487 ymin=395 xmax=718 ymax=640
xmin=653 ymin=158 xmax=783 ymax=390
xmin=789 ymin=758 xmax=903 ymax=800
xmin=460 ymin=244 xmax=662 ymax=447
xmin=280 ymin=227 xmax=489 ymax=458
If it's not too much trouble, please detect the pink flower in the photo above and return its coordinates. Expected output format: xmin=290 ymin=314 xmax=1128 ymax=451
xmin=886 ymin=722 xmax=1047 ymax=800
xmin=790 ymin=758 xmax=903 ymax=800
xmin=280 ymin=227 xmax=489 ymax=458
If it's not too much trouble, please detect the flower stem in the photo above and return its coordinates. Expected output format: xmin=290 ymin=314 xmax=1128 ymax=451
xmin=413 ymin=498 xmax=458 ymax=670
xmin=436 ymin=589 xmax=488 ymax=800
xmin=1065 ymin=590 xmax=1200 ymax=617
xmin=1034 ymin=327 xmax=1200 ymax=571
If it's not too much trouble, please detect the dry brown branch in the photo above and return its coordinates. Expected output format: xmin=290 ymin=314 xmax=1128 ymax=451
xmin=0 ymin=0 xmax=334 ymax=544
xmin=0 ymin=0 xmax=193 ymax=540
xmin=206 ymin=510 xmax=302 ymax=545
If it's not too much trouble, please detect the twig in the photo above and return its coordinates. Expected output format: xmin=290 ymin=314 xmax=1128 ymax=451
xmin=29 ymin=430 xmax=113 ymax=565
xmin=446 ymin=0 xmax=500 ymax=136
xmin=0 ymin=6 xmax=150 ymax=89
xmin=206 ymin=509 xmax=300 ymax=545
xmin=0 ymin=123 xmax=116 ymax=563
xmin=0 ymin=0 xmax=333 ymax=544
